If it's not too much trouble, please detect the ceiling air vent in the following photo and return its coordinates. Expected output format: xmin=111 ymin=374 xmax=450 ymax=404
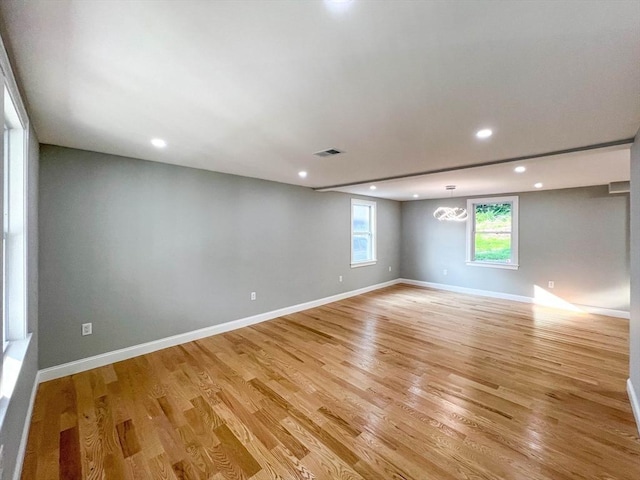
xmin=314 ymin=148 xmax=343 ymax=158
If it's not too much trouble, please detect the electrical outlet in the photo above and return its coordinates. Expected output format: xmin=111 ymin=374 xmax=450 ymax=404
xmin=548 ymin=281 xmax=555 ymax=289
xmin=339 ymin=275 xmax=343 ymax=282
xmin=443 ymin=269 xmax=448 ymax=276
xmin=82 ymin=323 xmax=92 ymax=336
xmin=388 ymin=266 xmax=392 ymax=272
xmin=250 ymin=292 xmax=256 ymax=301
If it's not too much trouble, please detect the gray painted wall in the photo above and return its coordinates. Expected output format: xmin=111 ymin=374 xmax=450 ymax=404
xmin=401 ymin=185 xmax=629 ymax=311
xmin=39 ymin=145 xmax=401 ymax=368
xmin=1 ymin=127 xmax=38 ymax=480
xmin=630 ymin=132 xmax=639 ymax=410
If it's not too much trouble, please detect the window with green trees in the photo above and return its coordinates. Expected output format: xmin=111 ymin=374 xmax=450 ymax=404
xmin=466 ymin=196 xmax=518 ymax=269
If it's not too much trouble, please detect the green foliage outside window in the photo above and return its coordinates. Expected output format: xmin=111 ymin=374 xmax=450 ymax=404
xmin=474 ymin=203 xmax=512 ymax=262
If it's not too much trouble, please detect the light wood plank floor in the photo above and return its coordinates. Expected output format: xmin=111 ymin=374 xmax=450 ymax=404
xmin=22 ymin=285 xmax=640 ymax=479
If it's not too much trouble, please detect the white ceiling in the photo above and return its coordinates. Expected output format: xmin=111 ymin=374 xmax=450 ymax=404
xmin=0 ymin=0 xmax=639 ymax=200
xmin=333 ymin=144 xmax=630 ymax=200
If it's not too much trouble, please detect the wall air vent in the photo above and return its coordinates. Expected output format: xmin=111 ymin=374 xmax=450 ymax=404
xmin=314 ymin=148 xmax=343 ymax=157
xmin=609 ymin=181 xmax=630 ymax=194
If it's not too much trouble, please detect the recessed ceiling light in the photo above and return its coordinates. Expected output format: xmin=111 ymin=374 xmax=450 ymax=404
xmin=534 ymin=182 xmax=543 ymax=189
xmin=325 ymin=0 xmax=353 ymax=10
xmin=476 ymin=129 xmax=493 ymax=139
xmin=413 ymin=194 xmax=419 ymax=198
xmin=298 ymin=171 xmax=307 ymax=178
xmin=514 ymin=166 xmax=526 ymax=173
xmin=151 ymin=138 xmax=167 ymax=148
xmin=370 ymin=185 xmax=377 ymax=190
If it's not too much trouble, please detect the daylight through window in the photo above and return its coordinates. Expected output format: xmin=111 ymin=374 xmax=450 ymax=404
xmin=351 ymin=199 xmax=376 ymax=266
xmin=2 ymin=83 xmax=27 ymax=352
xmin=466 ymin=196 xmax=519 ymax=269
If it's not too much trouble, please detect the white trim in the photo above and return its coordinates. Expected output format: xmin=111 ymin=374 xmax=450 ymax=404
xmin=350 ymin=261 xmax=377 ymax=268
xmin=38 ymin=279 xmax=401 ymax=382
xmin=0 ymin=336 xmax=31 ymax=429
xmin=400 ymin=278 xmax=531 ymax=303
xmin=466 ymin=262 xmax=519 ymax=270
xmin=0 ymin=35 xmax=29 ymax=129
xmin=4 ymin=109 xmax=28 ymax=342
xmin=627 ymin=378 xmax=640 ymax=436
xmin=578 ymin=305 xmax=631 ymax=319
xmin=13 ymin=369 xmax=40 ymax=480
xmin=398 ymin=279 xmax=630 ymax=319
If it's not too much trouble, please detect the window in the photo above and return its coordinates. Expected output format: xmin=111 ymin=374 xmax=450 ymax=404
xmin=1 ymin=40 xmax=30 ymax=425
xmin=351 ymin=199 xmax=376 ymax=267
xmin=2 ymin=84 xmax=26 ymax=352
xmin=466 ymin=196 xmax=519 ymax=269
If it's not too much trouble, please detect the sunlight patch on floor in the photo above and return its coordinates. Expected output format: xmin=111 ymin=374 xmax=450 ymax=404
xmin=533 ymin=285 xmax=582 ymax=312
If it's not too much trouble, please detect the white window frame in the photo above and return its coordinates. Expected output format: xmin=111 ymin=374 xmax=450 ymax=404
xmin=1 ymin=32 xmax=30 ymax=431
xmin=350 ymin=198 xmax=377 ymax=267
xmin=3 ymin=85 xmax=27 ymax=349
xmin=466 ymin=196 xmax=519 ymax=270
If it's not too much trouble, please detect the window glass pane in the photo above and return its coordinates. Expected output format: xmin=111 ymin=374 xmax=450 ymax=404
xmin=3 ymin=85 xmax=27 ymax=343
xmin=475 ymin=203 xmax=511 ymax=233
xmin=474 ymin=202 xmax=512 ymax=262
xmin=352 ymin=205 xmax=370 ymax=233
xmin=351 ymin=199 xmax=376 ymax=266
xmin=352 ymin=234 xmax=371 ymax=262
xmin=474 ymin=233 xmax=511 ymax=262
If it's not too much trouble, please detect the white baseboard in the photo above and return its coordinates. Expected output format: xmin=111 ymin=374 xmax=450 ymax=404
xmin=13 ymin=370 xmax=40 ymax=480
xmin=580 ymin=305 xmax=631 ymax=319
xmin=38 ymin=279 xmax=401 ymax=383
xmin=628 ymin=378 xmax=640 ymax=436
xmin=399 ymin=278 xmax=531 ymax=303
xmin=398 ymin=279 xmax=630 ymax=319
xmin=36 ymin=277 xmax=629 ymax=383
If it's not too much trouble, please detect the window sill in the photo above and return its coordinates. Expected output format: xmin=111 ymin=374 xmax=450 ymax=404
xmin=466 ymin=262 xmax=519 ymax=270
xmin=351 ymin=260 xmax=377 ymax=268
xmin=0 ymin=334 xmax=32 ymax=430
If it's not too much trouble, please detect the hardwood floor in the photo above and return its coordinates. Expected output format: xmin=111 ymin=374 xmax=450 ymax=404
xmin=21 ymin=285 xmax=640 ymax=479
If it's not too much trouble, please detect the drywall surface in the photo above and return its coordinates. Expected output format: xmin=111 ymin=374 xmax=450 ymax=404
xmin=401 ymin=185 xmax=629 ymax=311
xmin=0 ymin=127 xmax=38 ymax=480
xmin=39 ymin=145 xmax=401 ymax=368
xmin=630 ymin=132 xmax=639 ymax=404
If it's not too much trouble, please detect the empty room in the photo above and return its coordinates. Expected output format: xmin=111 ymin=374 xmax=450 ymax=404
xmin=0 ymin=1 xmax=639 ymax=479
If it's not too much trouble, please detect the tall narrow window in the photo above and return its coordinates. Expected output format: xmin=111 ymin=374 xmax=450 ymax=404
xmin=2 ymin=84 xmax=26 ymax=351
xmin=466 ymin=196 xmax=519 ymax=269
xmin=351 ymin=199 xmax=376 ymax=267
